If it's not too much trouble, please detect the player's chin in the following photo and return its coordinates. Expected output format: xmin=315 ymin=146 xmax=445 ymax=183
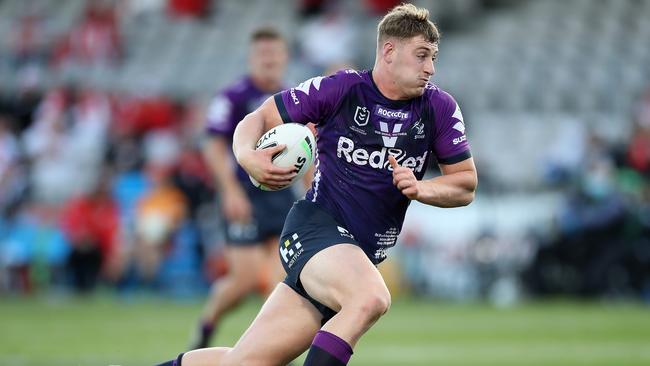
xmin=408 ymin=86 xmax=426 ymax=98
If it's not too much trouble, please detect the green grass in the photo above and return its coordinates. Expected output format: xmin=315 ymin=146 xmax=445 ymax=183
xmin=1 ymin=295 xmax=649 ymax=365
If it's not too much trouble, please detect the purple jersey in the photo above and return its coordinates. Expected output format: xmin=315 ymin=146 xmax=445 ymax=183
xmin=206 ymin=76 xmax=279 ymax=182
xmin=274 ymin=69 xmax=471 ymax=262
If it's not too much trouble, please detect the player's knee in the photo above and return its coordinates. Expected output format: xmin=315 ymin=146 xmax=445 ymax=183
xmin=355 ymin=289 xmax=391 ymax=323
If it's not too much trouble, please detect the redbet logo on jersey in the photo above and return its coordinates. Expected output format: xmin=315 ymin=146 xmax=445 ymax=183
xmin=250 ymin=123 xmax=316 ymax=191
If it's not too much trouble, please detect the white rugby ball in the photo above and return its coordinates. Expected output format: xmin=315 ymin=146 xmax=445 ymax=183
xmin=250 ymin=123 xmax=316 ymax=191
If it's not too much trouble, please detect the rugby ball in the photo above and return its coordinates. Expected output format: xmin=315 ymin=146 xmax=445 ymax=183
xmin=250 ymin=123 xmax=316 ymax=191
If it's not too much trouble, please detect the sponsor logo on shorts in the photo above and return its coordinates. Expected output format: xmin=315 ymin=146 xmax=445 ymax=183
xmin=280 ymin=233 xmax=304 ymax=268
xmin=337 ymin=226 xmax=354 ymax=240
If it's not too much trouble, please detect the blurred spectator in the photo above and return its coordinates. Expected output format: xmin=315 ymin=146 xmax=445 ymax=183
xmin=134 ymin=130 xmax=188 ymax=282
xmin=113 ymin=93 xmax=179 ymax=137
xmin=0 ymin=117 xmax=19 ymax=189
xmin=298 ymin=4 xmax=357 ymax=74
xmin=298 ymin=0 xmax=327 ymax=18
xmin=53 ymin=2 xmax=122 ymax=69
xmin=60 ymin=170 xmax=120 ymax=293
xmin=0 ymin=204 xmax=32 ymax=293
xmin=626 ymin=125 xmax=650 ymax=175
xmin=118 ymin=0 xmax=167 ymax=21
xmin=0 ymin=68 xmax=43 ymax=134
xmin=8 ymin=10 xmax=51 ymax=73
xmin=168 ymin=0 xmax=209 ymax=19
xmin=635 ymin=87 xmax=650 ymax=129
xmin=0 ymin=116 xmax=29 ymax=218
xmin=364 ymin=0 xmax=401 ymax=15
xmin=525 ymin=139 xmax=637 ymax=297
xmin=0 ymin=202 xmax=70 ymax=294
xmin=541 ymin=118 xmax=587 ymax=185
xmin=23 ymin=86 xmax=111 ymax=204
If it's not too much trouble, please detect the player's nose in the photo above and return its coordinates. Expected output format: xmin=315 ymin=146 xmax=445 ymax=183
xmin=424 ymin=61 xmax=435 ymax=76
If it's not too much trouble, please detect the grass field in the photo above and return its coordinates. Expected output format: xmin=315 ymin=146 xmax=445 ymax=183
xmin=1 ymin=295 xmax=649 ymax=366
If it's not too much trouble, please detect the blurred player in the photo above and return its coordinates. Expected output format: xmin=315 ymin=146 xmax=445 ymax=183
xmin=191 ymin=27 xmax=295 ymax=350
xmin=159 ymin=4 xmax=477 ymax=365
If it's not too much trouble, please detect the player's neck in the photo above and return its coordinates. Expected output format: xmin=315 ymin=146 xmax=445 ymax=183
xmin=250 ymin=75 xmax=281 ymax=93
xmin=371 ymin=66 xmax=407 ymax=101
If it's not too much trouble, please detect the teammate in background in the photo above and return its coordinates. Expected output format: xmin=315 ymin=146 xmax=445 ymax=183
xmin=191 ymin=27 xmax=295 ymax=350
xmin=159 ymin=4 xmax=477 ymax=365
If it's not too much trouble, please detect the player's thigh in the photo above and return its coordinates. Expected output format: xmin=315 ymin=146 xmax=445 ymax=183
xmin=263 ymin=236 xmax=286 ymax=276
xmin=226 ymin=282 xmax=322 ymax=365
xmin=300 ymin=244 xmax=390 ymax=312
xmin=225 ymin=244 xmax=266 ymax=281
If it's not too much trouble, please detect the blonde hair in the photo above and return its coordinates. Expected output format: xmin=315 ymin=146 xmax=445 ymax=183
xmin=250 ymin=26 xmax=285 ymax=43
xmin=377 ymin=3 xmax=439 ymax=45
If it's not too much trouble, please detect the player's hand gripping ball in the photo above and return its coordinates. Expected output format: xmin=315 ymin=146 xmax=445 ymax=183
xmin=250 ymin=123 xmax=316 ymax=191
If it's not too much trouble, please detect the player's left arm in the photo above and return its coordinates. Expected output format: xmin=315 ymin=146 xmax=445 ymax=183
xmin=390 ymin=156 xmax=477 ymax=207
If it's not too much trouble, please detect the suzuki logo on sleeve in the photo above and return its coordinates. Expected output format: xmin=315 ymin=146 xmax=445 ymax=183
xmin=354 ymin=106 xmax=369 ymax=126
xmin=451 ymin=104 xmax=465 ymax=134
xmin=378 ymin=122 xmax=403 ymax=147
xmin=452 ymin=121 xmax=465 ymax=134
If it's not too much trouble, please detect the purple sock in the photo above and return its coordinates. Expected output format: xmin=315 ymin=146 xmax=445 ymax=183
xmin=192 ymin=321 xmax=214 ymax=349
xmin=201 ymin=322 xmax=214 ymax=339
xmin=155 ymin=352 xmax=184 ymax=366
xmin=303 ymin=330 xmax=353 ymax=366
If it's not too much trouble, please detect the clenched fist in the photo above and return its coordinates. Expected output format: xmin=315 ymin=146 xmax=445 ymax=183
xmin=389 ymin=155 xmax=420 ymax=200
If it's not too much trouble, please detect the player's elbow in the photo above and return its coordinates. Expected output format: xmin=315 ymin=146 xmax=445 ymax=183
xmin=453 ymin=178 xmax=477 ymax=207
xmin=458 ymin=189 xmax=475 ymax=207
xmin=461 ymin=178 xmax=478 ymax=206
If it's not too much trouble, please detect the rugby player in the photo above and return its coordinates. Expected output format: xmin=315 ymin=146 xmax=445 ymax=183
xmin=192 ymin=26 xmax=295 ymax=350
xmin=158 ymin=3 xmax=477 ymax=365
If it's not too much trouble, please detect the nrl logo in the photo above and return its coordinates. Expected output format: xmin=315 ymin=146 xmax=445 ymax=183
xmin=353 ymin=106 xmax=369 ymax=126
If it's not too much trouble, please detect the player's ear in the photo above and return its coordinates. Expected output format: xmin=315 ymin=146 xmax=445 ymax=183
xmin=381 ymin=40 xmax=395 ymax=64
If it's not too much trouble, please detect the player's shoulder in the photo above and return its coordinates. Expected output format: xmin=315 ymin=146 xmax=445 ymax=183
xmin=217 ymin=76 xmax=252 ymax=100
xmin=321 ymin=68 xmax=368 ymax=90
xmin=423 ymin=82 xmax=458 ymax=114
xmin=424 ymin=82 xmax=455 ymax=105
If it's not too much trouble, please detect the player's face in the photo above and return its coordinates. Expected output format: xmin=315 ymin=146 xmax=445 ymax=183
xmin=249 ymin=38 xmax=288 ymax=87
xmin=391 ymin=35 xmax=437 ymax=98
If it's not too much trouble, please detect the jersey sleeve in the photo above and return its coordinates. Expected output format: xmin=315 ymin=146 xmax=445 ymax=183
xmin=431 ymin=90 xmax=472 ymax=164
xmin=205 ymin=92 xmax=236 ymax=137
xmin=274 ymin=70 xmax=359 ymax=125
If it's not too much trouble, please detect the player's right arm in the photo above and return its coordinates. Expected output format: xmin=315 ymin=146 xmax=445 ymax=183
xmin=235 ymin=71 xmax=355 ymax=189
xmin=204 ymin=92 xmax=255 ymax=223
xmin=203 ymin=135 xmax=252 ymax=223
xmin=232 ymin=97 xmax=296 ymax=190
